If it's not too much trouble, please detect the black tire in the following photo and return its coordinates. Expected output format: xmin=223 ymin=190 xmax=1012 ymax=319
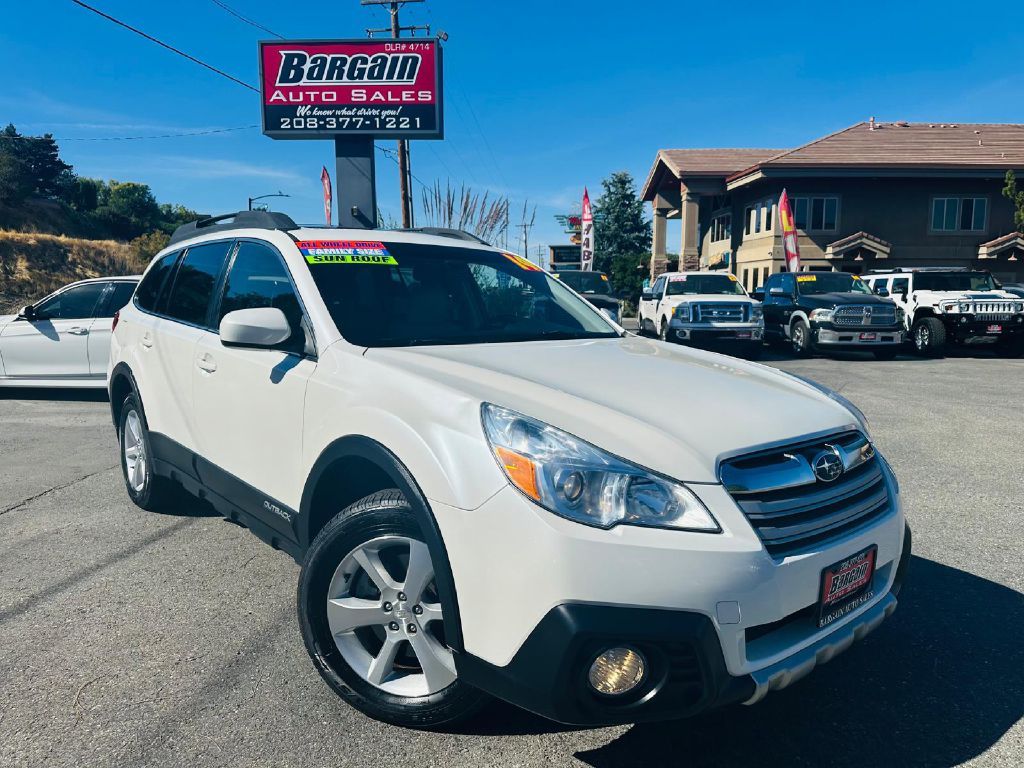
xmin=297 ymin=490 xmax=487 ymax=729
xmin=911 ymin=317 xmax=946 ymax=357
xmin=658 ymin=318 xmax=669 ymax=341
xmin=790 ymin=319 xmax=812 ymax=357
xmin=872 ymin=348 xmax=899 ymax=360
xmin=117 ymin=392 xmax=179 ymax=511
xmin=997 ymin=338 xmax=1024 ymax=358
xmin=636 ymin=316 xmax=648 ymax=337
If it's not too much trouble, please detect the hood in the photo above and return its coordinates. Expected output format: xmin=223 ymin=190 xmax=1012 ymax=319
xmin=666 ymin=293 xmax=754 ymax=303
xmin=799 ymin=292 xmax=894 ymax=308
xmin=0 ymin=313 xmax=17 ymax=328
xmin=365 ymin=336 xmax=859 ymax=483
xmin=916 ymin=290 xmax=1018 ymax=300
xmin=578 ymin=293 xmax=618 ymax=309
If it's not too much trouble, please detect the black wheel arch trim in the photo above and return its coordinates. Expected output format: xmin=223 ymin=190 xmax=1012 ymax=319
xmin=108 ymin=361 xmax=140 ymax=427
xmin=299 ymin=435 xmax=465 ymax=653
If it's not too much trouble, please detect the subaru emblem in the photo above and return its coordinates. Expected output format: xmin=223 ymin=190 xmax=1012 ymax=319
xmin=812 ymin=446 xmax=844 ymax=483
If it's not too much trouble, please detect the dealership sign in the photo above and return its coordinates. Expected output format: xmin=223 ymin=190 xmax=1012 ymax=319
xmin=259 ymin=39 xmax=443 ymax=139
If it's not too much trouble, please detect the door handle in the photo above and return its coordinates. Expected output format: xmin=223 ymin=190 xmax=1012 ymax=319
xmin=196 ymin=354 xmax=217 ymax=373
xmin=67 ymin=326 xmax=90 ymax=336
xmin=140 ymin=333 xmax=154 ymax=349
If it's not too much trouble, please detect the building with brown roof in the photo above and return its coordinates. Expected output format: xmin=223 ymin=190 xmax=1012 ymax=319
xmin=641 ymin=120 xmax=1024 ymax=287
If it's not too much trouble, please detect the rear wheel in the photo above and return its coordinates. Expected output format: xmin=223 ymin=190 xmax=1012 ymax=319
xmin=790 ymin=319 xmax=812 ymax=357
xmin=297 ymin=490 xmax=487 ymax=728
xmin=118 ymin=393 xmax=179 ymax=511
xmin=911 ymin=317 xmax=946 ymax=357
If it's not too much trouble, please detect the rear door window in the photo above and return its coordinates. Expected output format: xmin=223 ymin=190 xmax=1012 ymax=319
xmin=136 ymin=251 xmax=180 ymax=312
xmin=98 ymin=281 xmax=138 ymax=317
xmin=163 ymin=241 xmax=233 ymax=327
xmin=891 ymin=277 xmax=909 ymax=295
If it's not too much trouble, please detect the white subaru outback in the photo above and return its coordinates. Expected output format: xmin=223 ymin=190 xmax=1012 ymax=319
xmin=108 ymin=211 xmax=910 ymax=728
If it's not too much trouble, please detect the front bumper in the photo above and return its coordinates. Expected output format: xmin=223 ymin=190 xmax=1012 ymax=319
xmin=941 ymin=314 xmax=1024 ymax=342
xmin=811 ymin=323 xmax=904 ymax=347
xmin=668 ymin=319 xmax=764 ymax=344
xmin=434 ymin=466 xmax=908 ymax=724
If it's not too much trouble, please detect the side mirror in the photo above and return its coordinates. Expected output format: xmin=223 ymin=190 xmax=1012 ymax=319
xmin=17 ymin=305 xmax=36 ymax=320
xmin=751 ymin=288 xmax=765 ymax=302
xmin=220 ymin=308 xmax=291 ymax=349
xmin=874 ymin=287 xmax=890 ymax=297
xmin=769 ymin=287 xmax=788 ymax=297
xmin=640 ymin=291 xmax=653 ymax=301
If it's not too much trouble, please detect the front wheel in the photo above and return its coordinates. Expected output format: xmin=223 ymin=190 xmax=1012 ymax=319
xmin=911 ymin=317 xmax=946 ymax=357
xmin=118 ymin=393 xmax=179 ymax=511
xmin=790 ymin=319 xmax=812 ymax=357
xmin=297 ymin=490 xmax=487 ymax=728
xmin=658 ymin=318 xmax=669 ymax=341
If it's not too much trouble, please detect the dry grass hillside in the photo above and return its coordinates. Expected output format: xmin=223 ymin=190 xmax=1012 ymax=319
xmin=0 ymin=230 xmax=148 ymax=314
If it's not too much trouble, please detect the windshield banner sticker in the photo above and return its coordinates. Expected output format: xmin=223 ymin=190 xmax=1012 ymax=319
xmin=797 ymin=275 xmax=817 ymax=282
xmin=502 ymin=252 xmax=542 ymax=272
xmin=297 ymin=240 xmax=397 ymax=265
xmin=669 ymin=274 xmax=687 ymax=281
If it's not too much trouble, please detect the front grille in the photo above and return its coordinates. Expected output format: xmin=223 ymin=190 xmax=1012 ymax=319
xmin=833 ymin=305 xmax=897 ymax=327
xmin=975 ymin=312 xmax=1013 ymax=322
xmin=695 ymin=302 xmax=748 ymax=322
xmin=720 ymin=432 xmax=892 ymax=558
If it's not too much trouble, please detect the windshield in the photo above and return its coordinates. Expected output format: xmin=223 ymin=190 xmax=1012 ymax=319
xmin=796 ymin=273 xmax=871 ymax=295
xmin=554 ymin=271 xmax=613 ymax=295
xmin=912 ymin=271 xmax=996 ymax=292
xmin=301 ymin=240 xmax=619 ymax=347
xmin=666 ymin=274 xmax=747 ymax=296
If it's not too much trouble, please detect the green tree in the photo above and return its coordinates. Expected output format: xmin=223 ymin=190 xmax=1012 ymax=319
xmin=593 ymin=171 xmax=651 ymax=301
xmin=1003 ymin=170 xmax=1024 ymax=233
xmin=95 ymin=180 xmax=161 ymax=239
xmin=0 ymin=152 xmax=31 ymax=205
xmin=1 ymin=123 xmax=72 ymax=198
xmin=130 ymin=230 xmax=171 ymax=263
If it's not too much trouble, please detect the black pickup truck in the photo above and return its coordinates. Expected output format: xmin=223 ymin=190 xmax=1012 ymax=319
xmin=752 ymin=271 xmax=905 ymax=359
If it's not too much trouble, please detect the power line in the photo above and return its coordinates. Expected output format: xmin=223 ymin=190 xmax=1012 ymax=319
xmin=0 ymin=125 xmax=259 ymax=142
xmin=210 ymin=0 xmax=285 ymax=39
xmin=69 ymin=0 xmax=259 ymax=92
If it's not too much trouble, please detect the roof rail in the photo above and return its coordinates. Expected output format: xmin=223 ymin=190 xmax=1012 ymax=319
xmin=865 ymin=266 xmax=972 ymax=274
xmin=396 ymin=227 xmax=491 ymax=245
xmin=169 ymin=211 xmax=299 ymax=246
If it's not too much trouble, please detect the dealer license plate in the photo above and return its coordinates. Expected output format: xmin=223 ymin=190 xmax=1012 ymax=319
xmin=987 ymin=324 xmax=1002 ymax=334
xmin=859 ymin=332 xmax=877 ymax=341
xmin=817 ymin=545 xmax=877 ymax=629
xmin=735 ymin=331 xmax=752 ymax=339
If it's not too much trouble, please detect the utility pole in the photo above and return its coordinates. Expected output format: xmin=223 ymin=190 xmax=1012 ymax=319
xmin=364 ymin=0 xmax=430 ymax=229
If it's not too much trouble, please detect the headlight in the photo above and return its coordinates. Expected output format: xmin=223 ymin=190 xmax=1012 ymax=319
xmin=959 ymin=302 xmax=971 ymax=313
xmin=787 ymin=374 xmax=870 ymax=436
xmin=481 ymin=404 xmax=720 ymax=532
xmin=809 ymin=308 xmax=834 ymax=322
xmin=673 ymin=303 xmax=691 ymax=321
xmin=1014 ymin=302 xmax=1023 ymax=313
xmin=750 ymin=305 xmax=764 ymax=320
xmin=896 ymin=307 xmax=906 ymax=322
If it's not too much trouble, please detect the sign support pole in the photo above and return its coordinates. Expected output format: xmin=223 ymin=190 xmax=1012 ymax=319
xmin=334 ymin=135 xmax=378 ymax=229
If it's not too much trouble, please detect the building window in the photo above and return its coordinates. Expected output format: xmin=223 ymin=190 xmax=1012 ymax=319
xmin=931 ymin=197 xmax=987 ymax=232
xmin=711 ymin=212 xmax=732 ymax=243
xmin=792 ymin=196 xmax=838 ymax=232
xmin=762 ymin=266 xmax=769 ymax=285
xmin=744 ymin=198 xmax=775 ymax=235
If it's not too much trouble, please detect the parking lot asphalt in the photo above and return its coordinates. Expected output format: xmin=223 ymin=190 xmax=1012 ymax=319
xmin=1 ymin=342 xmax=1022 ymax=768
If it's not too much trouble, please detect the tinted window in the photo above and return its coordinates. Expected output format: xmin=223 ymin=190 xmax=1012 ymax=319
xmin=34 ymin=282 xmax=107 ymax=320
xmin=873 ymin=278 xmax=889 ymax=291
xmin=796 ymin=273 xmax=871 ymax=295
xmin=164 ymin=242 xmax=232 ymax=326
xmin=99 ymin=281 xmax=138 ymax=317
xmin=136 ymin=251 xmax=179 ymax=311
xmin=780 ymin=274 xmax=796 ymax=294
xmin=556 ymin=271 xmax=613 ymax=295
xmin=219 ymin=241 xmax=304 ymax=351
xmin=305 ymin=243 xmax=616 ymax=348
xmin=666 ymin=274 xmax=746 ymax=296
xmin=651 ymin=277 xmax=666 ymax=296
xmin=913 ymin=271 xmax=996 ymax=292
xmin=891 ymin=277 xmax=909 ymax=295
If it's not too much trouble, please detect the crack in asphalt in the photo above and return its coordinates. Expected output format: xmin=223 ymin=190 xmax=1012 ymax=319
xmin=0 ymin=464 xmax=119 ymax=517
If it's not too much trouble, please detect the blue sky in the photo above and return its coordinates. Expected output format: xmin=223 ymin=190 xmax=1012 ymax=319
xmin=3 ymin=0 xmax=1023 ymax=257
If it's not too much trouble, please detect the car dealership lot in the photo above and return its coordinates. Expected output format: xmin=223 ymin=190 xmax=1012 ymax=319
xmin=1 ymin=353 xmax=1022 ymax=768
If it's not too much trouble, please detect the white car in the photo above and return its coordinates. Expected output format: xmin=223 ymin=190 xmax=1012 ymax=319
xmin=108 ymin=211 xmax=909 ymax=728
xmin=864 ymin=267 xmax=1024 ymax=356
xmin=638 ymin=271 xmax=764 ymax=358
xmin=0 ymin=277 xmax=139 ymax=388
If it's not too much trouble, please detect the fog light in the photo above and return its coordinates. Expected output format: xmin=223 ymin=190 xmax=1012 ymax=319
xmin=588 ymin=647 xmax=646 ymax=695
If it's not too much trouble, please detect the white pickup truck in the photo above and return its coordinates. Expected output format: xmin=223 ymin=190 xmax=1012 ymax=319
xmin=638 ymin=271 xmax=764 ymax=358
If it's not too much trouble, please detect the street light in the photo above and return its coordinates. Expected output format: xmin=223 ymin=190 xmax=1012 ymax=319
xmin=248 ymin=191 xmax=291 ymax=211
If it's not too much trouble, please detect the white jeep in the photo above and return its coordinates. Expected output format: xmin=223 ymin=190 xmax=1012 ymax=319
xmin=637 ymin=271 xmax=764 ymax=358
xmin=108 ymin=212 xmax=908 ymax=728
xmin=864 ymin=268 xmax=1024 ymax=356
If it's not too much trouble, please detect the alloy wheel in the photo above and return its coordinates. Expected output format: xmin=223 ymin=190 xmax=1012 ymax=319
xmin=123 ymin=409 xmax=147 ymax=493
xmin=792 ymin=325 xmax=805 ymax=353
xmin=915 ymin=324 xmax=929 ymax=350
xmin=326 ymin=535 xmax=455 ymax=697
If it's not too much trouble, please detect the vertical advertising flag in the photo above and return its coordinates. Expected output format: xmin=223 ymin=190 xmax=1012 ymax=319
xmin=779 ymin=188 xmax=800 ymax=273
xmin=581 ymin=188 xmax=594 ymax=271
xmin=321 ymin=166 xmax=333 ymax=227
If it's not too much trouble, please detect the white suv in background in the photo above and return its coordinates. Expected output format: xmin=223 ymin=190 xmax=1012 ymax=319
xmin=109 ymin=211 xmax=909 ymax=729
xmin=638 ymin=271 xmax=764 ymax=358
